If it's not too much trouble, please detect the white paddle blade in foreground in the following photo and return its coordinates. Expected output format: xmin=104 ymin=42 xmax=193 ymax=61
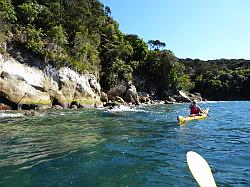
xmin=187 ymin=151 xmax=217 ymax=187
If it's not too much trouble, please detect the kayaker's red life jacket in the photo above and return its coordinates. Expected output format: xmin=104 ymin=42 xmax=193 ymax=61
xmin=190 ymin=105 xmax=201 ymax=115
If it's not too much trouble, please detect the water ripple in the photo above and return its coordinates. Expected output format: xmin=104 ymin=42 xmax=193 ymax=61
xmin=0 ymin=102 xmax=249 ymax=186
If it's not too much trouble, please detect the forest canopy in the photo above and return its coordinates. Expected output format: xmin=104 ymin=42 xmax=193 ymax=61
xmin=0 ymin=0 xmax=249 ymax=100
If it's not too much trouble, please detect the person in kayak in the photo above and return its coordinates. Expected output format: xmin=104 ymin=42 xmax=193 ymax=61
xmin=189 ymin=100 xmax=202 ymax=116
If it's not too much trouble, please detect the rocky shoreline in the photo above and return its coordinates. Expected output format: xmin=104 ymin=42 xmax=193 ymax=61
xmin=0 ymin=53 xmax=205 ymax=114
xmin=0 ymin=52 xmax=103 ymax=110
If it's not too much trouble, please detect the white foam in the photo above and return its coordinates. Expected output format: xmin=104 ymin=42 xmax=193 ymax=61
xmin=0 ymin=113 xmax=23 ymax=117
xmin=109 ymin=105 xmax=142 ymax=112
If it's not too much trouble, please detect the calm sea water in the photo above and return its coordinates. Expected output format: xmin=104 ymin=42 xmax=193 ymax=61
xmin=0 ymin=101 xmax=249 ymax=187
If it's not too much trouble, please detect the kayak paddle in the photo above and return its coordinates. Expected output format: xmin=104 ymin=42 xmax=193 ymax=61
xmin=187 ymin=151 xmax=217 ymax=187
xmin=201 ymin=110 xmax=211 ymax=117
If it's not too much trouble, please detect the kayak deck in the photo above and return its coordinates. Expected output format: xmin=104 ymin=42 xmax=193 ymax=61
xmin=177 ymin=108 xmax=209 ymax=125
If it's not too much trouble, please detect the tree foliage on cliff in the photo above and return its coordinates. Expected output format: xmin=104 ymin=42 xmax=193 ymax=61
xmin=0 ymin=0 xmax=137 ymax=91
xmin=1 ymin=0 xmax=249 ymax=100
xmin=1 ymin=0 xmax=107 ymax=75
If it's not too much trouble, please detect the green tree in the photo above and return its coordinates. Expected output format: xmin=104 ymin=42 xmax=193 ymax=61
xmin=104 ymin=6 xmax=111 ymax=16
xmin=0 ymin=0 xmax=16 ymax=47
xmin=125 ymin=34 xmax=148 ymax=61
xmin=18 ymin=2 xmax=42 ymax=24
xmin=24 ymin=26 xmax=45 ymax=53
xmin=137 ymin=49 xmax=181 ymax=98
xmin=147 ymin=39 xmax=166 ymax=50
xmin=99 ymin=17 xmax=133 ymax=91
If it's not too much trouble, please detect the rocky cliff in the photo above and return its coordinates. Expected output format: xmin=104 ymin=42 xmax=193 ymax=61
xmin=0 ymin=53 xmax=102 ymax=110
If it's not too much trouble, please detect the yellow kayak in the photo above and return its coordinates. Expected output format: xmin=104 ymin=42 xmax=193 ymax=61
xmin=177 ymin=108 xmax=209 ymax=125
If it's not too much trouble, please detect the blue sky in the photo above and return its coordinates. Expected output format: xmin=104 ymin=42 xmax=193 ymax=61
xmin=99 ymin=0 xmax=250 ymax=60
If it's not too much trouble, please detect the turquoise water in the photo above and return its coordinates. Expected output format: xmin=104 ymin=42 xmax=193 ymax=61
xmin=0 ymin=101 xmax=249 ymax=187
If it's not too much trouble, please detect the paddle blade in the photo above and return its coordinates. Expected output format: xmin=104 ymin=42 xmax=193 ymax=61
xmin=187 ymin=151 xmax=217 ymax=187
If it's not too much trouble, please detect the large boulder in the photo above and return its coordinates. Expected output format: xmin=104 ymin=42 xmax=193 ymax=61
xmin=138 ymin=92 xmax=150 ymax=103
xmin=0 ymin=78 xmax=51 ymax=109
xmin=139 ymin=96 xmax=150 ymax=103
xmin=0 ymin=56 xmax=52 ymax=109
xmin=124 ymin=85 xmax=139 ymax=103
xmin=107 ymin=85 xmax=127 ymax=100
xmin=107 ymin=82 xmax=139 ymax=104
xmin=100 ymin=92 xmax=108 ymax=103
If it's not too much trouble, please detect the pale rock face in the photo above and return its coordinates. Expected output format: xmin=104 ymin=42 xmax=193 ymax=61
xmin=1 ymin=58 xmax=45 ymax=89
xmin=58 ymin=67 xmax=78 ymax=83
xmin=58 ymin=67 xmax=98 ymax=100
xmin=0 ymin=54 xmax=101 ymax=109
xmin=43 ymin=65 xmax=60 ymax=91
xmin=0 ymin=78 xmax=51 ymax=105
xmin=75 ymin=76 xmax=95 ymax=99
